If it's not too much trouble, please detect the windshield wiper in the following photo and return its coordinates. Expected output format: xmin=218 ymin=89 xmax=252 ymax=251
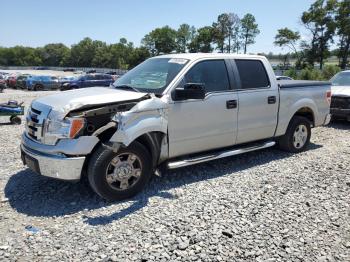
xmin=113 ymin=84 xmax=140 ymax=92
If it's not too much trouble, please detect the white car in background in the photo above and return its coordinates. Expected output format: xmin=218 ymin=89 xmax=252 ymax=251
xmin=330 ymin=70 xmax=350 ymax=121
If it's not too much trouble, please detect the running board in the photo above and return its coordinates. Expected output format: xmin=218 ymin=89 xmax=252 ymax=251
xmin=167 ymin=141 xmax=276 ymax=169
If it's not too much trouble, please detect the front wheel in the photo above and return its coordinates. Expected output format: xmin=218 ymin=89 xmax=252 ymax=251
xmin=87 ymin=141 xmax=152 ymax=201
xmin=278 ymin=116 xmax=311 ymax=153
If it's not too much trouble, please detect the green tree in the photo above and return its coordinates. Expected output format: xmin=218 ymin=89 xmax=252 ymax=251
xmin=69 ymin=37 xmax=105 ymax=67
xmin=212 ymin=13 xmax=231 ymax=53
xmin=188 ymin=26 xmax=214 ymax=53
xmin=142 ymin=26 xmax=177 ymax=55
xmin=128 ymin=47 xmax=151 ymax=68
xmin=40 ymin=43 xmax=70 ymax=66
xmin=227 ymin=13 xmax=241 ymax=53
xmin=274 ymin=28 xmax=301 ymax=61
xmin=335 ymin=0 xmax=350 ymax=69
xmin=301 ymin=0 xmax=337 ymax=69
xmin=240 ymin=13 xmax=260 ymax=54
xmin=176 ymin=24 xmax=196 ymax=53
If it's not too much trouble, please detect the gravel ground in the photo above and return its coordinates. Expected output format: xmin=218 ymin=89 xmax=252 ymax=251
xmin=0 ymin=89 xmax=349 ymax=262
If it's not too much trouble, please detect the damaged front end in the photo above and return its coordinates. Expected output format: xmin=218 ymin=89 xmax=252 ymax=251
xmin=22 ymin=90 xmax=170 ymax=181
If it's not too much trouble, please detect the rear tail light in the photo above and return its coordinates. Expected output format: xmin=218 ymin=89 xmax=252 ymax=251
xmin=326 ymin=90 xmax=331 ymax=105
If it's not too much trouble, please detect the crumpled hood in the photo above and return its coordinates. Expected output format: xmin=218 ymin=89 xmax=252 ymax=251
xmin=331 ymin=85 xmax=350 ymax=97
xmin=33 ymin=87 xmax=149 ymax=116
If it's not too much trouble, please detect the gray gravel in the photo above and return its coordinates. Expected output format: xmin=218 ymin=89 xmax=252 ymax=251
xmin=0 ymin=89 xmax=349 ymax=262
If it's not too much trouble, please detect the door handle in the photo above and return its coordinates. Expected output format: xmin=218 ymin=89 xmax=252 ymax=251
xmin=268 ymin=96 xmax=276 ymax=104
xmin=226 ymin=100 xmax=237 ymax=109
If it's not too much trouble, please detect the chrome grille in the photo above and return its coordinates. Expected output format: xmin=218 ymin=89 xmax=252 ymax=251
xmin=25 ymin=102 xmax=51 ymax=142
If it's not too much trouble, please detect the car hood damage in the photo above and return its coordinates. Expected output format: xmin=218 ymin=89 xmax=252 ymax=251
xmin=33 ymin=87 xmax=151 ymax=117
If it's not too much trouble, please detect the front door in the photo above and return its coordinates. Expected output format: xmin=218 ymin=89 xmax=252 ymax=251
xmin=168 ymin=59 xmax=238 ymax=158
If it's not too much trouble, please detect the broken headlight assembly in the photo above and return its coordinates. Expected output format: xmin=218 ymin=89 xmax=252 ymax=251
xmin=43 ymin=113 xmax=85 ymax=145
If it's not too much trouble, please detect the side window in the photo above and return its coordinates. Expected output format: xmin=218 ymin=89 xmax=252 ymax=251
xmin=235 ymin=60 xmax=270 ymax=89
xmin=184 ymin=60 xmax=230 ymax=93
xmin=86 ymin=75 xmax=95 ymax=80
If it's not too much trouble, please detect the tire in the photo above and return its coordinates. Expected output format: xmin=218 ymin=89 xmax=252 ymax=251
xmin=34 ymin=84 xmax=43 ymax=91
xmin=10 ymin=116 xmax=21 ymax=125
xmin=278 ymin=116 xmax=311 ymax=153
xmin=88 ymin=141 xmax=152 ymax=201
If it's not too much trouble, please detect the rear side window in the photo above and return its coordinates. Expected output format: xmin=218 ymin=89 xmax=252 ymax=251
xmin=184 ymin=60 xmax=230 ymax=93
xmin=235 ymin=60 xmax=270 ymax=89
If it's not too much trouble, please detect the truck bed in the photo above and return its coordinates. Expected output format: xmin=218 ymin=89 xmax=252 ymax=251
xmin=275 ymin=80 xmax=331 ymax=137
xmin=278 ymin=80 xmax=331 ymax=89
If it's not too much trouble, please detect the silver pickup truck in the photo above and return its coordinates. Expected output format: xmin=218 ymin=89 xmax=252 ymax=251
xmin=21 ymin=54 xmax=332 ymax=201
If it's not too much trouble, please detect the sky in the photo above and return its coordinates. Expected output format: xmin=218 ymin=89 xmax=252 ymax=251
xmin=1 ymin=0 xmax=315 ymax=54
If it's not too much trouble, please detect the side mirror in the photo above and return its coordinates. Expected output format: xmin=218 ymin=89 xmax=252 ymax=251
xmin=173 ymin=83 xmax=206 ymax=101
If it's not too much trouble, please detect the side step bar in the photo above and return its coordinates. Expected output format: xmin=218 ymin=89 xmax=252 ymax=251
xmin=167 ymin=141 xmax=276 ymax=169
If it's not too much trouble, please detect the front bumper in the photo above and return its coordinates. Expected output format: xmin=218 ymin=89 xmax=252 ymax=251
xmin=21 ymin=144 xmax=85 ymax=181
xmin=20 ymin=133 xmax=99 ymax=181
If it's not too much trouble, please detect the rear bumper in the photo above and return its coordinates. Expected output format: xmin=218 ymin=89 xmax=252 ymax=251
xmin=21 ymin=144 xmax=85 ymax=181
xmin=330 ymin=108 xmax=350 ymax=118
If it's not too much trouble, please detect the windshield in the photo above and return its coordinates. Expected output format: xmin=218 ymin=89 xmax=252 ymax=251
xmin=331 ymin=72 xmax=350 ymax=86
xmin=113 ymin=58 xmax=189 ymax=94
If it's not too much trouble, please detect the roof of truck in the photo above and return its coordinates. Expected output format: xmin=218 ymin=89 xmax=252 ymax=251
xmin=156 ymin=53 xmax=266 ymax=61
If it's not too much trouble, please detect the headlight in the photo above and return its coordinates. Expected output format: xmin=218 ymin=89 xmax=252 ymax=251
xmin=43 ymin=117 xmax=85 ymax=145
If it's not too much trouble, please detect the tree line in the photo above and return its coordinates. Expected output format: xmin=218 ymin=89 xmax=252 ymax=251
xmin=0 ymin=13 xmax=260 ymax=70
xmin=0 ymin=0 xmax=349 ymax=70
xmin=141 ymin=13 xmax=259 ymax=55
xmin=0 ymin=38 xmax=150 ymax=70
xmin=275 ymin=0 xmax=350 ymax=70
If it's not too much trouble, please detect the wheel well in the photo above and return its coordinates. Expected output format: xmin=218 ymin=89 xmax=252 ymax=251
xmin=134 ymin=132 xmax=165 ymax=169
xmin=294 ymin=107 xmax=314 ymax=127
xmin=90 ymin=128 xmax=165 ymax=170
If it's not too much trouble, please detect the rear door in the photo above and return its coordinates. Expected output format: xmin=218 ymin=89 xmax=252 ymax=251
xmin=231 ymin=59 xmax=279 ymax=144
xmin=85 ymin=75 xmax=97 ymax=87
xmin=168 ymin=59 xmax=239 ymax=158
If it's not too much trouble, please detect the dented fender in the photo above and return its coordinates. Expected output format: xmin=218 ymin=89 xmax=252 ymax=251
xmin=109 ymin=95 xmax=169 ymax=146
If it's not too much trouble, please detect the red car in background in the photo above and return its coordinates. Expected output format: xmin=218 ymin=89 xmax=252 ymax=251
xmin=6 ymin=75 xmax=17 ymax=88
xmin=0 ymin=75 xmax=6 ymax=92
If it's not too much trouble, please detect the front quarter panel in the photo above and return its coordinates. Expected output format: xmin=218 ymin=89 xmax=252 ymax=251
xmin=109 ymin=96 xmax=169 ymax=147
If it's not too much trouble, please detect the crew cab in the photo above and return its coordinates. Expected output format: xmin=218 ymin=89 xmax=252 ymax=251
xmin=21 ymin=54 xmax=331 ymax=201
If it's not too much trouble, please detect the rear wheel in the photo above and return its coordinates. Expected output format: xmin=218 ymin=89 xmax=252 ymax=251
xmin=278 ymin=116 xmax=311 ymax=153
xmin=88 ymin=141 xmax=152 ymax=201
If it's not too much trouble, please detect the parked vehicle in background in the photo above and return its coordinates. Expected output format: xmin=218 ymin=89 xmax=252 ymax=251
xmin=6 ymin=75 xmax=17 ymax=88
xmin=276 ymin=76 xmax=293 ymax=81
xmin=0 ymin=75 xmax=6 ymax=92
xmin=21 ymin=54 xmax=331 ymax=201
xmin=27 ymin=75 xmax=60 ymax=91
xmin=106 ymin=71 xmax=120 ymax=81
xmin=63 ymin=68 xmax=76 ymax=72
xmin=330 ymin=70 xmax=350 ymax=121
xmin=16 ymin=74 xmax=32 ymax=89
xmin=60 ymin=74 xmax=114 ymax=90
